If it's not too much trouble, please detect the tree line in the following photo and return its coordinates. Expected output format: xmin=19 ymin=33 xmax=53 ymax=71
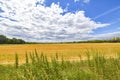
xmin=73 ymin=37 xmax=120 ymax=43
xmin=0 ymin=34 xmax=120 ymax=44
xmin=0 ymin=35 xmax=25 ymax=44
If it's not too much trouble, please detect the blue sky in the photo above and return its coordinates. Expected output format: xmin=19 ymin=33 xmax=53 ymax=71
xmin=0 ymin=0 xmax=120 ymax=42
xmin=44 ymin=0 xmax=120 ymax=34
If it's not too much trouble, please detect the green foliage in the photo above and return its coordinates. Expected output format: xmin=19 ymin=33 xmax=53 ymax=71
xmin=0 ymin=51 xmax=120 ymax=80
xmin=15 ymin=53 xmax=19 ymax=69
xmin=0 ymin=35 xmax=25 ymax=44
xmin=0 ymin=35 xmax=7 ymax=44
xmin=25 ymin=52 xmax=29 ymax=64
xmin=65 ymin=37 xmax=120 ymax=43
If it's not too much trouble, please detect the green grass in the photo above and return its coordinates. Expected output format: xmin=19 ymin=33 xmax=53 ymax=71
xmin=0 ymin=51 xmax=120 ymax=80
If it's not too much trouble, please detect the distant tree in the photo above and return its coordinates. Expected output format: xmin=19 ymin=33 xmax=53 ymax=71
xmin=76 ymin=37 xmax=120 ymax=43
xmin=11 ymin=38 xmax=17 ymax=44
xmin=0 ymin=35 xmax=7 ymax=44
xmin=0 ymin=35 xmax=26 ymax=44
xmin=17 ymin=39 xmax=25 ymax=44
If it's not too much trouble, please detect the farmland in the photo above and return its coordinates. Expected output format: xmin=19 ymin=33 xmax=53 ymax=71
xmin=0 ymin=43 xmax=120 ymax=64
xmin=0 ymin=43 xmax=120 ymax=80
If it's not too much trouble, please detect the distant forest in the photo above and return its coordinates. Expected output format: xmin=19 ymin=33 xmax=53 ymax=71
xmin=61 ymin=37 xmax=120 ymax=43
xmin=69 ymin=37 xmax=120 ymax=43
xmin=0 ymin=35 xmax=25 ymax=44
xmin=0 ymin=35 xmax=120 ymax=44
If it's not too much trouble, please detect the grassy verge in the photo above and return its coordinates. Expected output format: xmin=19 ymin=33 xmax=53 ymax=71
xmin=0 ymin=51 xmax=120 ymax=80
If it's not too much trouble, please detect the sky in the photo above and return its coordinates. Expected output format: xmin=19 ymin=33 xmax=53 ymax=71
xmin=0 ymin=0 xmax=120 ymax=42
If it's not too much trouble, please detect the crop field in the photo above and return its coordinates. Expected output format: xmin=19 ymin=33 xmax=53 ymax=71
xmin=0 ymin=43 xmax=120 ymax=64
xmin=0 ymin=50 xmax=120 ymax=80
xmin=0 ymin=43 xmax=120 ymax=80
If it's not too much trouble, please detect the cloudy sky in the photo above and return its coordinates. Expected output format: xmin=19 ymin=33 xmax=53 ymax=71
xmin=0 ymin=0 xmax=120 ymax=42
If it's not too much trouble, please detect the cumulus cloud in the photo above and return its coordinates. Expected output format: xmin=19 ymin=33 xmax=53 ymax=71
xmin=0 ymin=0 xmax=110 ymax=42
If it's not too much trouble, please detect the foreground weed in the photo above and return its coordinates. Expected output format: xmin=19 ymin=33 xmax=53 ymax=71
xmin=0 ymin=50 xmax=120 ymax=80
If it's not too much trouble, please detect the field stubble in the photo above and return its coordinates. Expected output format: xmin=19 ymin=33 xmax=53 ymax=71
xmin=0 ymin=43 xmax=120 ymax=64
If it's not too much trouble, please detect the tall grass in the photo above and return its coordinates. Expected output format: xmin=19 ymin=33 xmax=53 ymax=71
xmin=15 ymin=53 xmax=19 ymax=68
xmin=0 ymin=51 xmax=120 ymax=80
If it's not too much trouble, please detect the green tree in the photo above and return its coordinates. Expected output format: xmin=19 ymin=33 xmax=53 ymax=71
xmin=0 ymin=35 xmax=7 ymax=44
xmin=0 ymin=35 xmax=26 ymax=44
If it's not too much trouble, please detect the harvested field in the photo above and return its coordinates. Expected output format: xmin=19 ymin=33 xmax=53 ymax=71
xmin=0 ymin=43 xmax=120 ymax=64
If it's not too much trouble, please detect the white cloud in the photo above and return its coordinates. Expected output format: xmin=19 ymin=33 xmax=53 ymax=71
xmin=0 ymin=0 xmax=110 ymax=42
xmin=74 ymin=0 xmax=79 ymax=3
xmin=83 ymin=0 xmax=90 ymax=3
xmin=89 ymin=32 xmax=120 ymax=40
xmin=93 ymin=6 xmax=120 ymax=20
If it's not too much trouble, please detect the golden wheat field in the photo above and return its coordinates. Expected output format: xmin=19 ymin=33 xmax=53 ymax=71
xmin=0 ymin=43 xmax=120 ymax=64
